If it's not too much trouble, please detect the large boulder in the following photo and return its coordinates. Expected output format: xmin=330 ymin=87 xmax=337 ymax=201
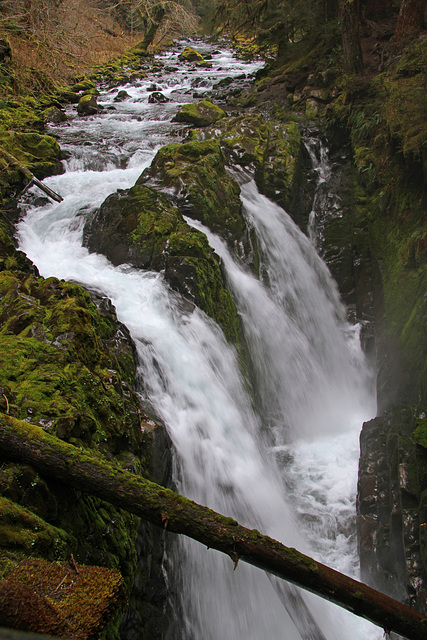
xmin=77 ymin=94 xmax=99 ymax=117
xmin=83 ymin=183 xmax=240 ymax=344
xmin=178 ymin=46 xmax=212 ymax=67
xmin=172 ymin=99 xmax=225 ymax=127
xmin=139 ymin=138 xmax=245 ymax=246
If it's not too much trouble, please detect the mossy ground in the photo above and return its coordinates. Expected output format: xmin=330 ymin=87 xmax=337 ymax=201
xmin=1 ymin=557 xmax=126 ymax=639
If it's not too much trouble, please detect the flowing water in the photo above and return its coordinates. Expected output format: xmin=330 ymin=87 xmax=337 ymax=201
xmin=17 ymin=40 xmax=380 ymax=639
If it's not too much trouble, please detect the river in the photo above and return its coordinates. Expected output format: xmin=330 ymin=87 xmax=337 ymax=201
xmin=17 ymin=39 xmax=380 ymax=640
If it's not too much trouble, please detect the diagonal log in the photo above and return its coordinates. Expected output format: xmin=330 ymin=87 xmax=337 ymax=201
xmin=0 ymin=147 xmax=63 ymax=203
xmin=1 ymin=414 xmax=427 ymax=640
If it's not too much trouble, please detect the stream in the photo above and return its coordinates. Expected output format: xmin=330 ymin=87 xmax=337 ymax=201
xmin=17 ymin=40 xmax=380 ymax=640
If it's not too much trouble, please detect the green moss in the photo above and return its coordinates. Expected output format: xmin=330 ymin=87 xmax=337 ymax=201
xmin=141 ymin=138 xmax=245 ymax=245
xmin=173 ymin=100 xmax=225 ymax=127
xmin=0 ymin=496 xmax=71 ymax=559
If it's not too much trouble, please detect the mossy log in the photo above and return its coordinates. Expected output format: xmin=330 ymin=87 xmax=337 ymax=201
xmin=1 ymin=415 xmax=427 ymax=640
xmin=0 ymin=147 xmax=63 ymax=203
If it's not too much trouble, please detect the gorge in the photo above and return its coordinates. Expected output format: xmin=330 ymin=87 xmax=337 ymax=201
xmin=1 ymin=8 xmax=427 ymax=640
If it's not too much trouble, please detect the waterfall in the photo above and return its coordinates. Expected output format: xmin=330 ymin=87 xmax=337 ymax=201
xmin=16 ymin=40 xmax=380 ymax=640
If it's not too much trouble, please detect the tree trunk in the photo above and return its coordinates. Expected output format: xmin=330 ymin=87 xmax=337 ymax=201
xmin=341 ymin=0 xmax=364 ymax=73
xmin=323 ymin=0 xmax=339 ymax=21
xmin=363 ymin=0 xmax=392 ymax=20
xmin=1 ymin=415 xmax=427 ymax=640
xmin=394 ymin=0 xmax=426 ymax=42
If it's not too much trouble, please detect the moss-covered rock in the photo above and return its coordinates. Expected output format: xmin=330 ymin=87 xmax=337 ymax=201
xmin=172 ymin=99 xmax=226 ymax=127
xmin=139 ymin=138 xmax=245 ymax=245
xmin=77 ymin=93 xmax=99 ymax=117
xmin=84 ymin=183 xmax=240 ymax=344
xmin=178 ymin=46 xmax=211 ymax=67
xmin=192 ymin=113 xmax=304 ymax=217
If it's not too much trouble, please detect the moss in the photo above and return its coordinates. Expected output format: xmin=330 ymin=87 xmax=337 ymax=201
xmin=0 ymin=129 xmax=62 ymax=188
xmin=140 ymin=138 xmax=245 ymax=245
xmin=173 ymin=100 xmax=226 ymax=127
xmin=0 ymin=496 xmax=71 ymax=559
xmin=192 ymin=113 xmax=302 ymax=213
xmin=178 ymin=46 xmax=211 ymax=66
xmin=4 ymin=557 xmax=126 ymax=639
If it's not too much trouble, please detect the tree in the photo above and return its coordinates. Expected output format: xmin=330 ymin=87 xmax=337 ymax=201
xmin=394 ymin=0 xmax=426 ymax=43
xmin=341 ymin=0 xmax=364 ymax=72
xmin=2 ymin=414 xmax=427 ymax=640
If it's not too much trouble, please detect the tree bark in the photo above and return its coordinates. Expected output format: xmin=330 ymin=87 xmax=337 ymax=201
xmin=341 ymin=0 xmax=364 ymax=73
xmin=1 ymin=415 xmax=427 ymax=640
xmin=363 ymin=0 xmax=392 ymax=20
xmin=394 ymin=0 xmax=426 ymax=42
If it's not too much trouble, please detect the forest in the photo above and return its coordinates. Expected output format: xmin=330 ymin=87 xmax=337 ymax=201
xmin=1 ymin=0 xmax=427 ymax=639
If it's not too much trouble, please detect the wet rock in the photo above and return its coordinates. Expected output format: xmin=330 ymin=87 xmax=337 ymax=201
xmin=114 ymin=89 xmax=130 ymax=102
xmin=77 ymin=94 xmax=99 ymax=117
xmin=357 ymin=406 xmax=427 ymax=611
xmin=148 ymin=91 xmax=170 ymax=104
xmin=178 ymin=46 xmax=207 ymax=64
xmin=172 ymin=99 xmax=226 ymax=127
xmin=192 ymin=113 xmax=304 ymax=220
xmin=43 ymin=106 xmax=67 ymax=124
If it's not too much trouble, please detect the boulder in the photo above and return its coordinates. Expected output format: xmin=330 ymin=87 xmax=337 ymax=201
xmin=148 ymin=91 xmax=170 ymax=104
xmin=77 ymin=94 xmax=99 ymax=117
xmin=114 ymin=89 xmax=130 ymax=102
xmin=178 ymin=46 xmax=206 ymax=63
xmin=43 ymin=106 xmax=67 ymax=124
xmin=139 ymin=138 xmax=245 ymax=246
xmin=83 ymin=183 xmax=240 ymax=344
xmin=172 ymin=99 xmax=226 ymax=127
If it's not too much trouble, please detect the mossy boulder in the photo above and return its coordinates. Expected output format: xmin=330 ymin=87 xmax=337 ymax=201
xmin=172 ymin=99 xmax=225 ymax=127
xmin=77 ymin=94 xmax=99 ymax=117
xmin=139 ymin=138 xmax=245 ymax=246
xmin=178 ymin=46 xmax=211 ymax=67
xmin=83 ymin=183 xmax=240 ymax=344
xmin=191 ymin=113 xmax=304 ymax=218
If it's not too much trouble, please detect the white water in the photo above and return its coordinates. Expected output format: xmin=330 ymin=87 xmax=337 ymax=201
xmin=17 ymin=41 xmax=380 ymax=640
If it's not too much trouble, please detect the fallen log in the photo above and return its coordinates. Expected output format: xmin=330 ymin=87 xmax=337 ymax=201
xmin=1 ymin=414 xmax=427 ymax=640
xmin=0 ymin=148 xmax=63 ymax=203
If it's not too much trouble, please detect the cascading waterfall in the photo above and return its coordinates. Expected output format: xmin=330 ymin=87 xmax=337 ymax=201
xmin=16 ymin=40 xmax=381 ymax=640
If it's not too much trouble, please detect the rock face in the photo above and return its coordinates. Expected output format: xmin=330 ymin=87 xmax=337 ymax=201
xmin=0 ymin=217 xmax=168 ymax=638
xmin=358 ymin=407 xmax=427 ymax=611
xmin=192 ymin=113 xmax=305 ymax=224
